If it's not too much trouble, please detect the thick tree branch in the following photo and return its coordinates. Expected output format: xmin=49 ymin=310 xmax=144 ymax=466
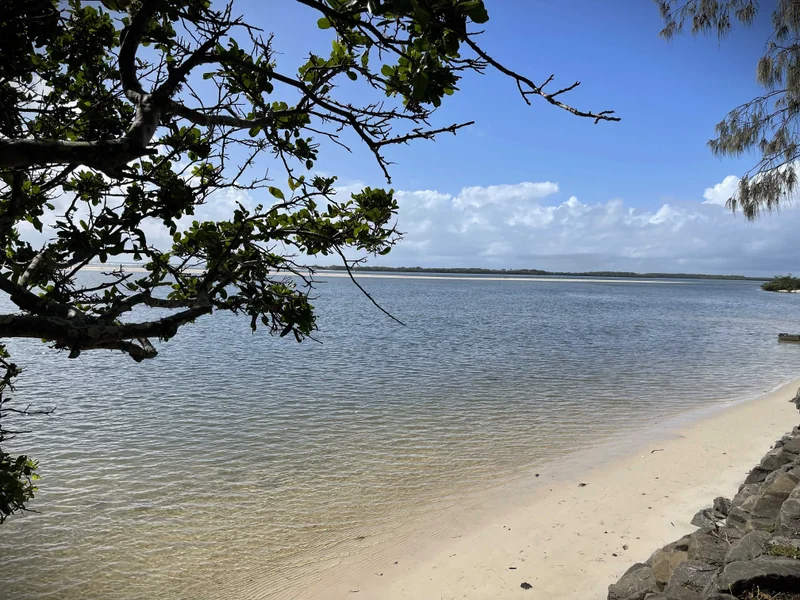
xmin=0 ymin=306 xmax=211 ymax=361
xmin=118 ymin=0 xmax=158 ymax=101
xmin=0 ymin=138 xmax=132 ymax=172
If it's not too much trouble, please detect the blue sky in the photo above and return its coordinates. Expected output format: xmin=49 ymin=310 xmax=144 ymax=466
xmin=224 ymin=1 xmax=795 ymax=276
xmin=31 ymin=1 xmax=793 ymax=275
xmin=187 ymin=2 xmax=800 ymax=275
xmin=261 ymin=0 xmax=768 ymax=200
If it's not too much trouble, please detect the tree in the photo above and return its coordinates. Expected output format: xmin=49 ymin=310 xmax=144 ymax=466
xmin=0 ymin=0 xmax=618 ymax=522
xmin=656 ymin=0 xmax=800 ymax=219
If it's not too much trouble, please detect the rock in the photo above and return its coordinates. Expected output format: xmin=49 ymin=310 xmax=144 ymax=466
xmin=690 ymin=508 xmax=719 ymax=529
xmin=713 ymin=497 xmax=731 ymax=518
xmin=724 ymin=530 xmax=769 ymax=564
xmin=759 ymin=447 xmax=797 ymax=473
xmin=649 ymin=545 xmax=689 ymax=587
xmin=776 ymin=481 xmax=800 ymax=535
xmin=687 ymin=530 xmax=729 ymax=566
xmin=672 ymin=534 xmax=691 ymax=552
xmin=744 ymin=466 xmax=771 ymax=485
xmin=730 ymin=483 xmax=762 ymax=513
xmin=750 ymin=472 xmax=800 ymax=528
xmin=663 ymin=560 xmax=717 ymax=600
xmin=781 ymin=435 xmax=800 ymax=455
xmin=608 ymin=563 xmax=659 ymax=600
xmin=725 ymin=506 xmax=750 ymax=531
xmin=763 ymin=464 xmax=800 ymax=487
xmin=727 ymin=483 xmax=764 ymax=530
xmin=643 ymin=595 xmax=667 ymax=600
xmin=714 ymin=557 xmax=800 ymax=595
xmin=704 ymin=595 xmax=736 ymax=600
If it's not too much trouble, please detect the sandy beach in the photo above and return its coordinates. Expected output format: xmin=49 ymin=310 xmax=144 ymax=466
xmin=261 ymin=379 xmax=800 ymax=600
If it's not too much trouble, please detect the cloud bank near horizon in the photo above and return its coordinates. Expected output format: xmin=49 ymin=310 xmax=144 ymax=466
xmin=19 ymin=172 xmax=798 ymax=277
xmin=372 ymin=173 xmax=797 ymax=276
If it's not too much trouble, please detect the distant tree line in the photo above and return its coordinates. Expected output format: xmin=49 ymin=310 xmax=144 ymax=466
xmin=314 ymin=265 xmax=767 ymax=281
xmin=762 ymin=275 xmax=800 ymax=292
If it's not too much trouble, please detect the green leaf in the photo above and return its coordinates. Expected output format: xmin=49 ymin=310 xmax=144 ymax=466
xmin=462 ymin=1 xmax=490 ymax=24
xmin=381 ymin=64 xmax=394 ymax=77
xmin=269 ymin=186 xmax=285 ymax=200
xmin=317 ymin=17 xmax=331 ymax=29
xmin=347 ymin=71 xmax=358 ymax=81
xmin=413 ymin=72 xmax=429 ymax=99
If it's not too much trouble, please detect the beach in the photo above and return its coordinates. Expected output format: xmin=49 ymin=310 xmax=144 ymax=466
xmin=271 ymin=378 xmax=800 ymax=600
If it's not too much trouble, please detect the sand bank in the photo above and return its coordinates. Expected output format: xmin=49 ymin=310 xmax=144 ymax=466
xmin=265 ymin=379 xmax=800 ymax=600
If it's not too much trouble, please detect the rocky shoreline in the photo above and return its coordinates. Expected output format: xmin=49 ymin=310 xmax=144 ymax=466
xmin=607 ymin=393 xmax=800 ymax=600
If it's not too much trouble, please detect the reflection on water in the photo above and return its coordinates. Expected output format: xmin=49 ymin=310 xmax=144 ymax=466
xmin=1 ymin=275 xmax=799 ymax=599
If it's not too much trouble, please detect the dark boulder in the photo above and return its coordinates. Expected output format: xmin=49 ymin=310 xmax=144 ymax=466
xmin=744 ymin=466 xmax=770 ymax=485
xmin=775 ymin=481 xmax=800 ymax=535
xmin=724 ymin=530 xmax=769 ymax=564
xmin=690 ymin=509 xmax=719 ymax=530
xmin=759 ymin=447 xmax=797 ymax=473
xmin=687 ymin=530 xmax=729 ymax=567
xmin=663 ymin=560 xmax=717 ymax=600
xmin=713 ymin=497 xmax=731 ymax=518
xmin=750 ymin=472 xmax=800 ymax=530
xmin=727 ymin=483 xmax=762 ymax=530
xmin=608 ymin=563 xmax=659 ymax=600
xmin=648 ymin=541 xmax=690 ymax=588
xmin=781 ymin=435 xmax=800 ymax=455
xmin=714 ymin=557 xmax=800 ymax=595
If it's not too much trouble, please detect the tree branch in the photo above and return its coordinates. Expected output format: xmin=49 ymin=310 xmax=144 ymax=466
xmin=463 ymin=37 xmax=619 ymax=124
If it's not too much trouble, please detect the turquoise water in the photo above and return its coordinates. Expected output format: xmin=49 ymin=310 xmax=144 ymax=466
xmin=1 ymin=275 xmax=799 ymax=599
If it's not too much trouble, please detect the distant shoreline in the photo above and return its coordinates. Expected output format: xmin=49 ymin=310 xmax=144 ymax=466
xmin=82 ymin=264 xmax=770 ymax=282
xmin=81 ymin=266 xmax=688 ymax=284
xmin=314 ymin=265 xmax=770 ymax=281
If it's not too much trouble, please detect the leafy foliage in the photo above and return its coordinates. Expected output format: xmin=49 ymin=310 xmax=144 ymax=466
xmin=761 ymin=274 xmax=800 ymax=292
xmin=0 ymin=345 xmax=48 ymax=523
xmin=0 ymin=0 xmax=617 ymax=521
xmin=656 ymin=0 xmax=800 ymax=219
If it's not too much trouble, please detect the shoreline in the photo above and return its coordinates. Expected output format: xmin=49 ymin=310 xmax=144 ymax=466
xmin=240 ymin=378 xmax=800 ymax=600
xmin=81 ymin=264 xmax=689 ymax=285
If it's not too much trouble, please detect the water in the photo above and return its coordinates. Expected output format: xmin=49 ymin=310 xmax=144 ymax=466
xmin=1 ymin=274 xmax=799 ymax=599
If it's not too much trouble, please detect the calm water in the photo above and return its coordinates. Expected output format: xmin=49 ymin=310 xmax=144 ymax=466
xmin=1 ymin=275 xmax=800 ymax=599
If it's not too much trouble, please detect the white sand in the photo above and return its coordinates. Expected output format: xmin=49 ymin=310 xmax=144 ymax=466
xmin=267 ymin=379 xmax=800 ymax=600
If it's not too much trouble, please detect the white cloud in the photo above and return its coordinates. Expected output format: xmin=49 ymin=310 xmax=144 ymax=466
xmin=376 ymin=179 xmax=800 ymax=276
xmin=19 ymin=175 xmax=800 ymax=276
xmin=452 ymin=181 xmax=559 ymax=209
xmin=703 ymin=175 xmax=739 ymax=205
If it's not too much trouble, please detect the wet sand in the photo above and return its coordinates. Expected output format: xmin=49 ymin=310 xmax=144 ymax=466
xmin=264 ymin=379 xmax=800 ymax=600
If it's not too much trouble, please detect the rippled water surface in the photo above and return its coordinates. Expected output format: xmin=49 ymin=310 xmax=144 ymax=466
xmin=2 ymin=274 xmax=800 ymax=599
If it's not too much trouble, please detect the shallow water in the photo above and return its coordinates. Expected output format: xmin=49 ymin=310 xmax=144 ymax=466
xmin=1 ymin=275 xmax=799 ymax=599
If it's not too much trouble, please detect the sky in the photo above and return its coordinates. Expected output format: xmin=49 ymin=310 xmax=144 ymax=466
xmin=28 ymin=1 xmax=798 ymax=276
xmin=251 ymin=1 xmax=794 ymax=276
